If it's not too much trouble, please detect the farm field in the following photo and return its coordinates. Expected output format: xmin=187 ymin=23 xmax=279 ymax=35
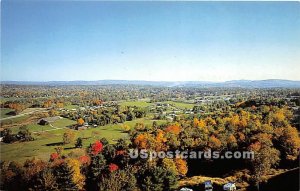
xmin=0 ymin=117 xmax=166 ymax=163
xmin=0 ymin=115 xmax=31 ymax=125
xmin=119 ymin=100 xmax=152 ymax=108
xmin=64 ymin=104 xmax=80 ymax=110
xmin=164 ymin=101 xmax=195 ymax=109
xmin=0 ymin=108 xmax=14 ymax=119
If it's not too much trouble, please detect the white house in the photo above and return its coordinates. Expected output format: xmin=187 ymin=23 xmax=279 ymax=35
xmin=223 ymin=182 xmax=236 ymax=191
xmin=180 ymin=188 xmax=193 ymax=191
xmin=204 ymin=180 xmax=213 ymax=191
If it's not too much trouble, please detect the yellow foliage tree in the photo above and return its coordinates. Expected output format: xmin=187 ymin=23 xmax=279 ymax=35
xmin=198 ymin=119 xmax=206 ymax=128
xmin=162 ymin=158 xmax=178 ymax=175
xmin=65 ymin=158 xmax=85 ymax=190
xmin=175 ymin=158 xmax=188 ymax=176
xmin=193 ymin=118 xmax=199 ymax=128
xmin=121 ymin=124 xmax=130 ymax=132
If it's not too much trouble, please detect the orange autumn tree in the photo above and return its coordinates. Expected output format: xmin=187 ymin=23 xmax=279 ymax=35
xmin=208 ymin=135 xmax=222 ymax=149
xmin=8 ymin=102 xmax=25 ymax=114
xmin=227 ymin=134 xmax=238 ymax=148
xmin=165 ymin=125 xmax=181 ymax=135
xmin=77 ymin=118 xmax=84 ymax=126
xmin=174 ymin=158 xmax=188 ymax=176
xmin=193 ymin=118 xmax=199 ymax=128
xmin=43 ymin=100 xmax=52 ymax=108
xmin=134 ymin=133 xmax=155 ymax=149
xmin=155 ymin=129 xmax=167 ymax=151
xmin=56 ymin=102 xmax=64 ymax=108
xmin=92 ymin=99 xmax=103 ymax=106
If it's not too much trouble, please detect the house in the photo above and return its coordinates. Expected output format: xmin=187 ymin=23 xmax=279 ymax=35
xmin=223 ymin=182 xmax=236 ymax=191
xmin=38 ymin=116 xmax=60 ymax=125
xmin=180 ymin=188 xmax=193 ymax=191
xmin=76 ymin=126 xmax=88 ymax=130
xmin=38 ymin=119 xmax=49 ymax=125
xmin=166 ymin=116 xmax=173 ymax=121
xmin=204 ymin=180 xmax=213 ymax=191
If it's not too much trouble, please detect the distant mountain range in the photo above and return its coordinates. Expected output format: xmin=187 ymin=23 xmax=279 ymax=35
xmin=1 ymin=79 xmax=300 ymax=88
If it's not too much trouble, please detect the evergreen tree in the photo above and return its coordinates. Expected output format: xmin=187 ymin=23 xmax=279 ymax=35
xmin=85 ymin=153 xmax=106 ymax=191
xmin=75 ymin=137 xmax=83 ymax=148
xmin=54 ymin=162 xmax=78 ymax=191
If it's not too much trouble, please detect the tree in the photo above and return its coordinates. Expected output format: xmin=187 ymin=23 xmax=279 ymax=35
xmin=18 ymin=126 xmax=34 ymax=142
xmin=133 ymin=133 xmax=155 ymax=150
xmin=154 ymin=130 xmax=167 ymax=151
xmin=31 ymin=168 xmax=58 ymax=191
xmin=249 ymin=133 xmax=280 ymax=191
xmin=277 ymin=126 xmax=300 ymax=160
xmin=86 ymin=153 xmax=106 ymax=191
xmin=50 ymin=153 xmax=60 ymax=161
xmin=90 ymin=140 xmax=104 ymax=155
xmin=121 ymin=124 xmax=131 ymax=132
xmin=77 ymin=118 xmax=84 ymax=126
xmin=174 ymin=158 xmax=188 ymax=176
xmin=208 ymin=135 xmax=222 ymax=149
xmin=54 ymin=162 xmax=78 ymax=191
xmin=63 ymin=130 xmax=75 ymax=144
xmin=65 ymin=158 xmax=85 ymax=190
xmin=137 ymin=166 xmax=177 ymax=191
xmin=108 ymin=163 xmax=119 ymax=173
xmin=56 ymin=102 xmax=64 ymax=108
xmin=2 ymin=129 xmax=17 ymax=143
xmin=227 ymin=134 xmax=238 ymax=149
xmin=8 ymin=102 xmax=25 ymax=114
xmin=43 ymin=100 xmax=52 ymax=108
xmin=198 ymin=119 xmax=206 ymax=128
xmin=0 ymin=161 xmax=24 ymax=191
xmin=98 ymin=166 xmax=137 ymax=191
xmin=193 ymin=118 xmax=199 ymax=128
xmin=165 ymin=125 xmax=181 ymax=135
xmin=75 ymin=137 xmax=83 ymax=148
xmin=162 ymin=158 xmax=178 ymax=175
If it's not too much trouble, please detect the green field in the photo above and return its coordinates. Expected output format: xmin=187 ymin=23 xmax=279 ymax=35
xmin=0 ymin=117 xmax=166 ymax=163
xmin=10 ymin=124 xmax=52 ymax=134
xmin=0 ymin=108 xmax=14 ymax=119
xmin=164 ymin=101 xmax=195 ymax=109
xmin=119 ymin=101 xmax=152 ymax=108
xmin=64 ymin=104 xmax=79 ymax=110
xmin=0 ymin=115 xmax=31 ymax=126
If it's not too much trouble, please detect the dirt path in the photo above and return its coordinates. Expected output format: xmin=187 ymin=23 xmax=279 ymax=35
xmin=32 ymin=123 xmax=67 ymax=133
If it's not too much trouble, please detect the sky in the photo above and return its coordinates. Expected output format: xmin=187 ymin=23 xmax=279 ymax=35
xmin=1 ymin=1 xmax=300 ymax=82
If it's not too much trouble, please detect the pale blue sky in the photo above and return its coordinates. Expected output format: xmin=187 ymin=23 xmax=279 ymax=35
xmin=1 ymin=1 xmax=300 ymax=81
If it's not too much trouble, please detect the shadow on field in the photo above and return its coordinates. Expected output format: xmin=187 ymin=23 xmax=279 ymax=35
xmin=45 ymin=142 xmax=64 ymax=146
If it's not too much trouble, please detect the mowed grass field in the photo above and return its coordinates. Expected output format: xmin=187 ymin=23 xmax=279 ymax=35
xmin=164 ymin=101 xmax=195 ymax=109
xmin=0 ymin=117 xmax=166 ymax=163
xmin=1 ymin=115 xmax=31 ymax=126
xmin=64 ymin=104 xmax=80 ymax=110
xmin=119 ymin=101 xmax=153 ymax=108
xmin=0 ymin=108 xmax=14 ymax=119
